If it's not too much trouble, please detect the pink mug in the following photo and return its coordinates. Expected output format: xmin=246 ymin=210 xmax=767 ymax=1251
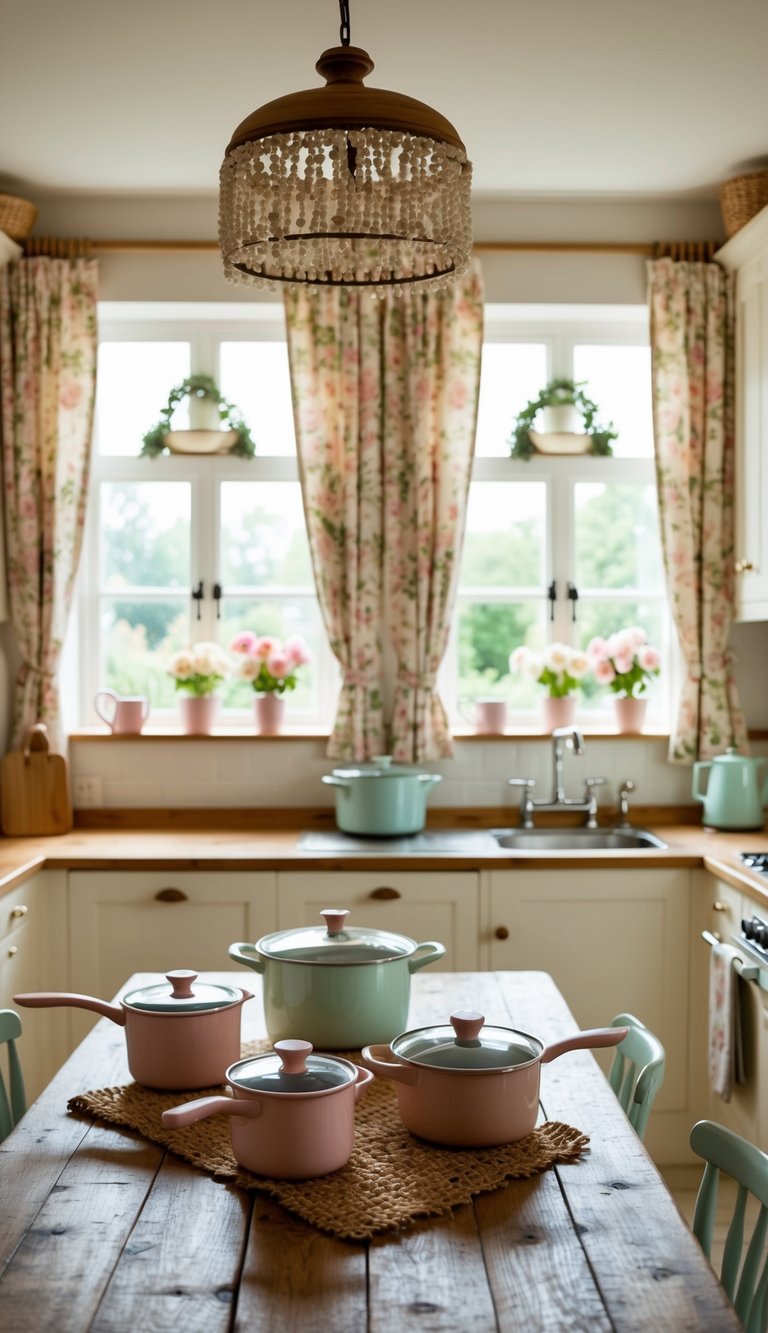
xmin=94 ymin=689 xmax=149 ymax=735
xmin=460 ymin=697 xmax=507 ymax=734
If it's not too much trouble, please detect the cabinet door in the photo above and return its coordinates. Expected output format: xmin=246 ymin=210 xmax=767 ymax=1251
xmin=734 ymin=249 xmax=768 ymax=619
xmin=487 ymin=868 xmax=690 ymax=1116
xmin=0 ymin=873 xmax=69 ymax=1103
xmin=69 ymin=871 xmax=277 ymax=1044
xmin=277 ymin=871 xmax=479 ymax=970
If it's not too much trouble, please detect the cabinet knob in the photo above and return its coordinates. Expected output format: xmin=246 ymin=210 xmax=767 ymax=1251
xmin=10 ymin=905 xmax=28 ymax=919
xmin=713 ymin=901 xmax=727 ymax=913
xmin=494 ymin=925 xmax=509 ymax=941
xmin=154 ymin=888 xmax=189 ymax=903
xmin=711 ymin=930 xmax=722 ymax=943
xmin=735 ymin=559 xmax=754 ymax=574
xmin=7 ymin=945 xmax=18 ymax=957
xmin=368 ymin=887 xmax=401 ymax=901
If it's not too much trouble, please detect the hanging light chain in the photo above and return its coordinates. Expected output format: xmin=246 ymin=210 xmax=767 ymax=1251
xmin=338 ymin=0 xmax=351 ymax=46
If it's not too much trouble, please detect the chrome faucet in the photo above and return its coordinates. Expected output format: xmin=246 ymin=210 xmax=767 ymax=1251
xmin=508 ymin=727 xmax=607 ymax=829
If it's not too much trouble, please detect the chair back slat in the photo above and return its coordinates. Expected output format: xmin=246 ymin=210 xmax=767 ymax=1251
xmin=0 ymin=1010 xmax=26 ymax=1142
xmin=609 ymin=1013 xmax=665 ymax=1143
xmin=691 ymin=1121 xmax=768 ymax=1333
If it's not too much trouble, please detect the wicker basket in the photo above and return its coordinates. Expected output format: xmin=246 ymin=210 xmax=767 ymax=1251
xmin=0 ymin=193 xmax=37 ymax=241
xmin=720 ymin=171 xmax=768 ymax=238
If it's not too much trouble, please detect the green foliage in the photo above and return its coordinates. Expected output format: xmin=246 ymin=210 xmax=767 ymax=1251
xmin=509 ymin=378 xmax=617 ymax=461
xmin=141 ymin=374 xmax=256 ymax=458
xmin=248 ymin=662 xmax=299 ymax=696
xmin=537 ymin=665 xmax=581 ymax=699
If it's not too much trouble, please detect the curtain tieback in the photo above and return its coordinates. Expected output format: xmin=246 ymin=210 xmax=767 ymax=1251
xmin=397 ymin=671 xmax=437 ymax=692
xmin=704 ymin=650 xmax=735 ymax=674
xmin=20 ymin=662 xmax=56 ymax=681
xmin=342 ymin=671 xmax=377 ymax=689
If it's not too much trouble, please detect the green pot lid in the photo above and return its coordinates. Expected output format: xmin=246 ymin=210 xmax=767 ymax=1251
xmin=228 ymin=1041 xmax=357 ymax=1094
xmin=392 ymin=1011 xmax=544 ymax=1070
xmin=330 ymin=755 xmax=436 ymax=780
xmin=255 ymin=909 xmax=417 ymax=965
xmin=124 ymin=970 xmax=243 ymax=1013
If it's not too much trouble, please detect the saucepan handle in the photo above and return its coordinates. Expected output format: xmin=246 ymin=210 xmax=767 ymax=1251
xmin=321 ymin=775 xmax=351 ymax=790
xmin=540 ymin=1026 xmax=629 ymax=1065
xmin=408 ymin=941 xmax=446 ymax=973
xmin=353 ymin=1065 xmax=375 ymax=1102
xmin=162 ymin=1095 xmax=263 ymax=1129
xmin=228 ymin=942 xmax=266 ymax=974
xmin=13 ymin=991 xmax=126 ymax=1026
xmin=360 ymin=1044 xmax=419 ymax=1085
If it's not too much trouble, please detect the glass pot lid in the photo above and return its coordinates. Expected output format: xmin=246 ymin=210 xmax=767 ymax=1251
xmin=229 ymin=1040 xmax=357 ymax=1094
xmin=391 ymin=1011 xmax=544 ymax=1070
xmin=124 ymin=970 xmax=243 ymax=1013
xmin=330 ymin=755 xmax=436 ymax=780
xmin=256 ymin=909 xmax=417 ymax=965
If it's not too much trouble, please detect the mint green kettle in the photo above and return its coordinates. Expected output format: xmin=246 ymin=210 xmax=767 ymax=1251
xmin=692 ymin=748 xmax=768 ymax=830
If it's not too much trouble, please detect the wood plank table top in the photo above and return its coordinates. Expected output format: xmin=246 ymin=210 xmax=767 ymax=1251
xmin=0 ymin=971 xmax=740 ymax=1332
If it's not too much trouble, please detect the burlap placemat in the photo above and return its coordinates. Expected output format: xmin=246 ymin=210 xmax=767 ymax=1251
xmin=67 ymin=1042 xmax=589 ymax=1242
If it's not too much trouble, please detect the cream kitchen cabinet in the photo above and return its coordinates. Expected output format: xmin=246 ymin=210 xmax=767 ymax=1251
xmin=68 ymin=870 xmax=277 ymax=1045
xmin=276 ymin=871 xmax=480 ymax=970
xmin=717 ymin=205 xmax=768 ymax=620
xmin=0 ymin=871 xmax=69 ymax=1102
xmin=484 ymin=867 xmax=692 ymax=1164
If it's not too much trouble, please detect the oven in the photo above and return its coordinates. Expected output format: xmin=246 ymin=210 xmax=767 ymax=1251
xmin=701 ymin=855 xmax=768 ymax=1151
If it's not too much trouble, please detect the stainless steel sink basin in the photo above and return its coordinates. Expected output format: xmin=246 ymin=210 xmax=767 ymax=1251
xmin=491 ymin=827 xmax=668 ymax=851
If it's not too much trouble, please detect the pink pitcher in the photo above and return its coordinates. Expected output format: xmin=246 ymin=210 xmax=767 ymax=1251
xmin=94 ymin=689 xmax=149 ymax=734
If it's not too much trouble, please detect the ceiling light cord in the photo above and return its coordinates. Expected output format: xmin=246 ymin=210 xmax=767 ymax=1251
xmin=339 ymin=0 xmax=351 ymax=46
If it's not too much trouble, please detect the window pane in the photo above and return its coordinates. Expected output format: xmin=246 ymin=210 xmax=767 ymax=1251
xmin=96 ymin=342 xmax=190 ymax=456
xmin=220 ymin=598 xmax=325 ymax=714
xmin=219 ymin=482 xmax=313 ymax=587
xmin=219 ymin=342 xmax=295 ymax=456
xmin=462 ymin=482 xmax=547 ymax=588
xmin=456 ymin=601 xmax=547 ymax=708
xmin=573 ymin=345 xmax=653 ymax=458
xmin=475 ymin=343 xmax=548 ymax=457
xmin=101 ymin=482 xmax=191 ymax=589
xmin=102 ymin=599 xmax=190 ymax=706
xmin=574 ymin=482 xmax=663 ymax=590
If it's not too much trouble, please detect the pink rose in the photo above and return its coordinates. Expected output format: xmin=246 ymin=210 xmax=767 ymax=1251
xmin=639 ymin=645 xmax=660 ymax=672
xmin=612 ymin=652 xmax=635 ymax=676
xmin=586 ymin=636 xmax=609 ymax=664
xmin=267 ymin=651 xmax=291 ymax=679
xmin=254 ymin=636 xmax=277 ymax=661
xmin=594 ymin=660 xmax=616 ymax=685
xmin=283 ymin=635 xmax=311 ymax=667
xmin=230 ymin=631 xmax=257 ymax=655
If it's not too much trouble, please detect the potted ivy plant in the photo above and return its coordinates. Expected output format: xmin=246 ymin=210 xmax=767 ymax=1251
xmin=509 ymin=379 xmax=617 ymax=460
xmin=142 ymin=375 xmax=255 ymax=458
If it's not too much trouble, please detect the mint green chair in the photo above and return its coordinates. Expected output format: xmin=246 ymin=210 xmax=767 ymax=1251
xmin=690 ymin=1121 xmax=768 ymax=1333
xmin=0 ymin=1009 xmax=26 ymax=1141
xmin=608 ymin=1012 xmax=666 ymax=1141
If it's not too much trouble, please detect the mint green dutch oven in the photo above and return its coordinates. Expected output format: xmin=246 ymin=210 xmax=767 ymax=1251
xmin=229 ymin=909 xmax=446 ymax=1048
xmin=321 ymin=755 xmax=442 ymax=836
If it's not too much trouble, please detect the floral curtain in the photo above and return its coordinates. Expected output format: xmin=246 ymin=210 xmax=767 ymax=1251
xmin=0 ymin=256 xmax=98 ymax=748
xmin=648 ymin=257 xmax=748 ymax=763
xmin=285 ymin=262 xmax=483 ymax=761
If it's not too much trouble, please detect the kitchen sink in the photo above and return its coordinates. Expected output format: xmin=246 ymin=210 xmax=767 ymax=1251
xmin=491 ymin=827 xmax=668 ymax=851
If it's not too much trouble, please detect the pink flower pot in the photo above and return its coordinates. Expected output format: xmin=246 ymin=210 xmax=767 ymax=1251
xmin=542 ymin=695 xmax=576 ymax=733
xmin=255 ymin=694 xmax=285 ymax=735
xmin=179 ymin=695 xmax=218 ymax=735
xmin=614 ymin=696 xmax=647 ymax=734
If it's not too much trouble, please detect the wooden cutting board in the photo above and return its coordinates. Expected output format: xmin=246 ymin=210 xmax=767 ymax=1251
xmin=1 ymin=723 xmax=73 ymax=836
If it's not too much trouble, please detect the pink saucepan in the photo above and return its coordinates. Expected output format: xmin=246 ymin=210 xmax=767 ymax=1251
xmin=162 ymin=1039 xmax=374 ymax=1178
xmin=361 ymin=1010 xmax=628 ymax=1147
xmin=15 ymin=970 xmax=252 ymax=1090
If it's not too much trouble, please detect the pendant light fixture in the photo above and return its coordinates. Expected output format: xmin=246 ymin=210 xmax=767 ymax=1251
xmin=219 ymin=0 xmax=472 ymax=293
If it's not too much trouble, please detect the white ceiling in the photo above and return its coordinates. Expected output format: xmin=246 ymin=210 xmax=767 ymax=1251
xmin=2 ymin=0 xmax=767 ymax=202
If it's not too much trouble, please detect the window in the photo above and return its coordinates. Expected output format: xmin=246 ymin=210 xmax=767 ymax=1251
xmin=78 ymin=302 xmax=673 ymax=732
xmin=446 ymin=305 xmax=673 ymax=728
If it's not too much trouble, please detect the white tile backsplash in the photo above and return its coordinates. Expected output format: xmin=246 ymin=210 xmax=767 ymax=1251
xmin=69 ymin=733 xmax=767 ymax=811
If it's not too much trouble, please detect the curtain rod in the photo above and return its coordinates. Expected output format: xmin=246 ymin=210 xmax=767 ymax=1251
xmin=24 ymin=238 xmax=721 ymax=260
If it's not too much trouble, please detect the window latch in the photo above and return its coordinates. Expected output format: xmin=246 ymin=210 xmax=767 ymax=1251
xmin=567 ymin=582 xmax=579 ymax=622
xmin=191 ymin=580 xmax=204 ymax=621
xmin=213 ymin=582 xmax=223 ymax=620
xmin=547 ymin=580 xmax=556 ymax=622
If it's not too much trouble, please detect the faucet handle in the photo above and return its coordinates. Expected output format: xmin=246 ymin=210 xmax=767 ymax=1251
xmin=617 ymin=778 xmax=637 ymax=826
xmin=508 ymin=778 xmax=536 ymax=829
xmin=583 ymin=777 xmax=606 ymax=829
xmin=584 ymin=776 xmax=607 ymax=792
xmin=508 ymin=778 xmax=536 ymax=788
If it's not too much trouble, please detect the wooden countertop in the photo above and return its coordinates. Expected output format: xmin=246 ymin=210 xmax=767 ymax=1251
xmin=2 ymin=815 xmax=768 ymax=903
xmin=0 ymin=970 xmax=742 ymax=1331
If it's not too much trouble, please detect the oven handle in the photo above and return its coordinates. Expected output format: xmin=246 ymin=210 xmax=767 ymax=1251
xmin=701 ymin=930 xmax=762 ymax=983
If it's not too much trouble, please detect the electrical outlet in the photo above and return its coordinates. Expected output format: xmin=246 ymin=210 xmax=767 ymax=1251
xmin=73 ymin=775 xmax=103 ymax=808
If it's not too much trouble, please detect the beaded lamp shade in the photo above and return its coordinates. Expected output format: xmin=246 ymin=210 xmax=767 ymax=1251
xmin=219 ymin=6 xmax=472 ymax=294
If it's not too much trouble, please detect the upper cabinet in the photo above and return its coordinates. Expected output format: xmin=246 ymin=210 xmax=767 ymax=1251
xmin=717 ymin=206 xmax=768 ymax=621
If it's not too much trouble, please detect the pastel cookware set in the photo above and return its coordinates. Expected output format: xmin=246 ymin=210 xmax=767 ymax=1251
xmin=321 ymin=755 xmax=442 ymax=836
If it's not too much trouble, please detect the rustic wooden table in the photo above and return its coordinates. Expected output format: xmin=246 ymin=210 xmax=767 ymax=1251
xmin=0 ymin=970 xmax=740 ymax=1331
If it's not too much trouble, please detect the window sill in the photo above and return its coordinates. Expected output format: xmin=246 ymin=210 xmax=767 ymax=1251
xmin=68 ymin=726 xmax=673 ymax=742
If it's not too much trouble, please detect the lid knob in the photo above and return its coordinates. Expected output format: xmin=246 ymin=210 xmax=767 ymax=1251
xmin=450 ymin=1010 xmax=485 ymax=1042
xmin=166 ymin=969 xmax=198 ymax=999
xmin=275 ymin=1039 xmax=313 ymax=1075
xmin=321 ymin=908 xmax=350 ymax=936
